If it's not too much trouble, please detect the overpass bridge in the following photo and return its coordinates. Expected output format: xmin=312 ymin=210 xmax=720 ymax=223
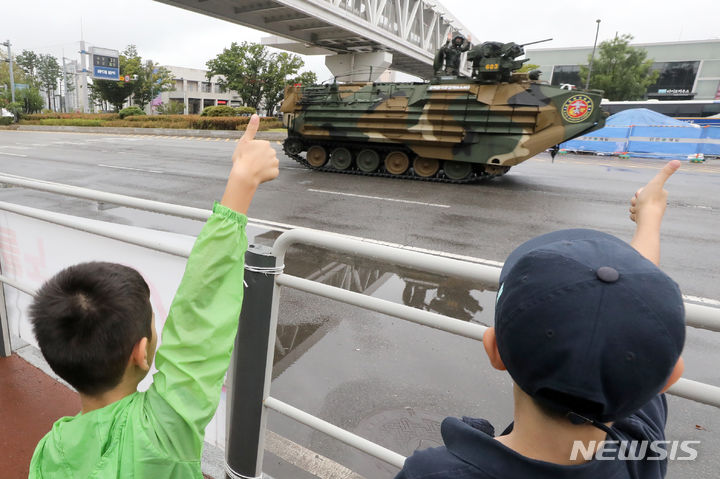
xmin=155 ymin=0 xmax=476 ymax=80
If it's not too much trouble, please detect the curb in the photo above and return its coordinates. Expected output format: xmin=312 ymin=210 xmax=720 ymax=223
xmin=13 ymin=125 xmax=288 ymax=141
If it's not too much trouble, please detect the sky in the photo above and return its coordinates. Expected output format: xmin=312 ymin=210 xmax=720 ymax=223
xmin=3 ymin=0 xmax=719 ymax=81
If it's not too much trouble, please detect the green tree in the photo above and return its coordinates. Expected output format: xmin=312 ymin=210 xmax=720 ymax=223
xmin=157 ymin=100 xmax=184 ymax=115
xmin=16 ymin=50 xmax=40 ymax=85
xmin=132 ymin=60 xmax=174 ymax=109
xmin=19 ymin=87 xmax=45 ymax=113
xmin=1 ymin=50 xmax=32 ymax=92
xmin=207 ymin=42 xmax=311 ymax=115
xmin=90 ymin=45 xmax=143 ymax=111
xmin=261 ymin=52 xmax=305 ymax=116
xmin=517 ymin=63 xmax=540 ymax=73
xmin=579 ymin=34 xmax=659 ymax=100
xmin=206 ymin=42 xmax=269 ymax=111
xmin=37 ymin=54 xmax=62 ymax=110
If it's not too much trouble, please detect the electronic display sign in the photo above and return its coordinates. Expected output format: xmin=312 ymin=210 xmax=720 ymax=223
xmin=91 ymin=47 xmax=120 ymax=81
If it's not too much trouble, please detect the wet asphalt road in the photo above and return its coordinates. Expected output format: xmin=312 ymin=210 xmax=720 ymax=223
xmin=0 ymin=130 xmax=718 ymax=478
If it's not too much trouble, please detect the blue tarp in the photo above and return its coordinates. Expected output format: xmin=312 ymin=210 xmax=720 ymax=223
xmin=560 ymin=108 xmax=720 ymax=159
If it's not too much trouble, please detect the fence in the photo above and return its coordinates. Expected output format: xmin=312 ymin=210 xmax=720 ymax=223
xmin=1 ymin=174 xmax=720 ymax=478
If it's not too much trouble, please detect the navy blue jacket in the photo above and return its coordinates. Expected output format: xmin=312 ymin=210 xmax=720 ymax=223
xmin=395 ymin=395 xmax=669 ymax=479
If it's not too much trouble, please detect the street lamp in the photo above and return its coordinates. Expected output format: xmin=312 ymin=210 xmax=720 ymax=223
xmin=585 ymin=19 xmax=601 ymax=90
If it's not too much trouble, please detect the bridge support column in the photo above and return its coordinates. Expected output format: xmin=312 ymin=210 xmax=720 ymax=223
xmin=325 ymin=51 xmax=393 ymax=82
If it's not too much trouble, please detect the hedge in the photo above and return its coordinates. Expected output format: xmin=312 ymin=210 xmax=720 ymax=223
xmin=20 ymin=114 xmax=283 ymax=131
xmin=200 ymin=106 xmax=258 ymax=117
xmin=24 ymin=113 xmax=119 ymax=120
xmin=39 ymin=119 xmax=104 ymax=127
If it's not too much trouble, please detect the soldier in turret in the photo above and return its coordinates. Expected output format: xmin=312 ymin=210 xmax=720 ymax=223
xmin=434 ymin=33 xmax=472 ymax=76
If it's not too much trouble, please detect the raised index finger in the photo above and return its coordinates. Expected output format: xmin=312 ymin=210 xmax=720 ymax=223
xmin=240 ymin=114 xmax=260 ymax=143
xmin=648 ymin=160 xmax=681 ymax=188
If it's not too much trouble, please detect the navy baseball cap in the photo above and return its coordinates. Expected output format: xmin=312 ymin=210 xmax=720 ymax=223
xmin=494 ymin=229 xmax=685 ymax=422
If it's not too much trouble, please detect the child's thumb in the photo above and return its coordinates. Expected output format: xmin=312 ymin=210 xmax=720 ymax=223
xmin=240 ymin=114 xmax=260 ymax=143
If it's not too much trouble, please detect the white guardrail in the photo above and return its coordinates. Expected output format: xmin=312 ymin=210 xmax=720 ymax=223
xmin=1 ymin=173 xmax=720 ymax=474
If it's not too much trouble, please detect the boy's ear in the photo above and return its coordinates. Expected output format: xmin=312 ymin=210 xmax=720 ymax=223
xmin=130 ymin=337 xmax=150 ymax=372
xmin=483 ymin=327 xmax=506 ymax=371
xmin=660 ymin=357 xmax=684 ymax=393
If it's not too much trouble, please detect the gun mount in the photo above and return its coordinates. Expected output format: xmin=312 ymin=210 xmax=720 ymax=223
xmin=468 ymin=38 xmax=552 ymax=83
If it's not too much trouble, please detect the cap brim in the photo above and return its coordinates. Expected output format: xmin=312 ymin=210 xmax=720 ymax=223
xmin=500 ymin=229 xmax=628 ymax=284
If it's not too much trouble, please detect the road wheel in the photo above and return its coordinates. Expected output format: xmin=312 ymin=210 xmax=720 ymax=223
xmin=443 ymin=160 xmax=472 ymax=180
xmin=284 ymin=138 xmax=303 ymax=155
xmin=306 ymin=145 xmax=327 ymax=168
xmin=385 ymin=151 xmax=409 ymax=175
xmin=356 ymin=149 xmax=380 ymax=173
xmin=413 ymin=157 xmax=440 ymax=177
xmin=330 ymin=147 xmax=352 ymax=170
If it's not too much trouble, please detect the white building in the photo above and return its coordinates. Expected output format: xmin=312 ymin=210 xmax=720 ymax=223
xmin=153 ymin=66 xmax=243 ymax=115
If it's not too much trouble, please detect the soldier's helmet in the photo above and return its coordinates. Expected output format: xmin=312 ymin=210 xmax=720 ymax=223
xmin=453 ymin=34 xmax=466 ymax=46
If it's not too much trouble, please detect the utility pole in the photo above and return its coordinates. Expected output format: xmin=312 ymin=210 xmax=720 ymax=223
xmin=586 ymin=19 xmax=601 ymax=90
xmin=79 ymin=40 xmax=89 ymax=113
xmin=61 ymin=51 xmax=68 ymax=113
xmin=2 ymin=40 xmax=16 ymax=103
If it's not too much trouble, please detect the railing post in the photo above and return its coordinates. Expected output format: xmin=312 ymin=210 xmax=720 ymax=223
xmin=225 ymin=244 xmax=279 ymax=479
xmin=0 ymin=264 xmax=12 ymax=357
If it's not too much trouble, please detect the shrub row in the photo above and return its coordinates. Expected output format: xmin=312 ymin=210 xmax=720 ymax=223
xmin=38 ymin=119 xmax=104 ymax=127
xmin=200 ymin=105 xmax=257 ymax=117
xmin=24 ymin=113 xmax=119 ymax=120
xmin=20 ymin=115 xmax=283 ymax=131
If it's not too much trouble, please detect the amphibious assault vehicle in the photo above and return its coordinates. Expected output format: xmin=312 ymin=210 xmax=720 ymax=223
xmin=280 ymin=40 xmax=607 ymax=183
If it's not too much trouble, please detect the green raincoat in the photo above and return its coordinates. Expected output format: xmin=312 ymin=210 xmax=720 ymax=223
xmin=29 ymin=203 xmax=248 ymax=478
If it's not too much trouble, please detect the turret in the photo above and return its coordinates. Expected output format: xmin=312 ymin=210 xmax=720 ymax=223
xmin=467 ymin=38 xmax=552 ymax=83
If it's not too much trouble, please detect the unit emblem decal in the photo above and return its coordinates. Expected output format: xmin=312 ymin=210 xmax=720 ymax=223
xmin=561 ymin=94 xmax=594 ymax=123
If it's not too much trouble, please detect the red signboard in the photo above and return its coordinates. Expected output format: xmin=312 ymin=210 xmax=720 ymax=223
xmin=217 ymin=100 xmax=227 ymax=105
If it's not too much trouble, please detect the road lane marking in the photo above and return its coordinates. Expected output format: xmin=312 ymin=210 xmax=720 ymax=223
xmin=0 ymin=152 xmax=27 ymax=157
xmin=308 ymin=188 xmax=450 ymax=208
xmin=97 ymin=164 xmax=163 ymax=174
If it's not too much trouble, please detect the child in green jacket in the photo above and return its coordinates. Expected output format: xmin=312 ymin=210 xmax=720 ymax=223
xmin=28 ymin=114 xmax=278 ymax=478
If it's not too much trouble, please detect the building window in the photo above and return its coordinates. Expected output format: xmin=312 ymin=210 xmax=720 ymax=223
xmin=186 ymin=81 xmax=198 ymax=92
xmin=175 ymin=79 xmax=184 ymax=90
xmin=551 ymin=65 xmax=582 ymax=88
xmin=201 ymin=82 xmax=212 ymax=93
xmin=646 ymin=61 xmax=700 ymax=99
xmin=215 ymin=84 xmax=226 ymax=93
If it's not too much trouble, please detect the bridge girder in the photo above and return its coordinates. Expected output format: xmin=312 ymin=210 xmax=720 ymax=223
xmin=155 ymin=0 xmax=475 ymax=79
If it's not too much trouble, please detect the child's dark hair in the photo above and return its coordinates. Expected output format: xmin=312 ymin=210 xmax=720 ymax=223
xmin=29 ymin=262 xmax=152 ymax=396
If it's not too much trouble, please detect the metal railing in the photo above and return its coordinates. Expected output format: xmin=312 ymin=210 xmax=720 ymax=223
xmin=1 ymin=174 xmax=720 ymax=478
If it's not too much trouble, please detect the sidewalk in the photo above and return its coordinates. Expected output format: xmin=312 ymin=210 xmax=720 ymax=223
xmin=0 ymin=346 xmax=223 ymax=479
xmin=0 ymin=353 xmax=80 ymax=478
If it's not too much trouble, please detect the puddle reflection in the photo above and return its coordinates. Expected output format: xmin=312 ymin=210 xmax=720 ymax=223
xmin=273 ymin=244 xmax=497 ymax=371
